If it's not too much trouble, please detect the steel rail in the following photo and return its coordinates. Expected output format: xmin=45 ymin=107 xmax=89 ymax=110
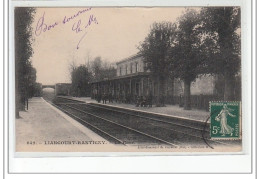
xmin=56 ymin=97 xmax=232 ymax=146
xmin=77 ymin=103 xmax=226 ymax=145
xmin=84 ymin=103 xmax=232 ymax=146
xmin=56 ymin=96 xmax=208 ymax=132
xmin=61 ymin=103 xmax=180 ymax=146
xmin=55 ymin=102 xmax=87 ymax=105
xmin=87 ymin=103 xmax=209 ymax=132
xmin=50 ymin=102 xmax=126 ymax=145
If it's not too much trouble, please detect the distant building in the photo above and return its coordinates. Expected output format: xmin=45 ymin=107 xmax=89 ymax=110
xmin=55 ymin=83 xmax=72 ymax=96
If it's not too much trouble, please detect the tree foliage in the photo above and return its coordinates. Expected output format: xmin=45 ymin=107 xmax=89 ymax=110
xmin=71 ymin=65 xmax=92 ymax=97
xmin=139 ymin=22 xmax=176 ymax=76
xmin=168 ymin=9 xmax=203 ymax=109
xmin=200 ymin=7 xmax=241 ymax=100
xmin=138 ymin=22 xmax=177 ymax=106
xmin=138 ymin=8 xmax=241 ymax=109
xmin=200 ymin=7 xmax=241 ymax=75
xmin=15 ymin=7 xmax=37 ymax=117
xmin=70 ymin=57 xmax=116 ymax=96
xmin=168 ymin=9 xmax=204 ymax=82
xmin=90 ymin=57 xmax=116 ymax=82
xmin=91 ymin=57 xmax=103 ymax=81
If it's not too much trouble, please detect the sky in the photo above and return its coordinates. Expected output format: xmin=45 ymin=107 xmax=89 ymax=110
xmin=31 ymin=7 xmax=192 ymax=85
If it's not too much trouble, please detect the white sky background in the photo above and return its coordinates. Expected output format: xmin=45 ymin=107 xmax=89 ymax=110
xmin=31 ymin=7 xmax=193 ymax=85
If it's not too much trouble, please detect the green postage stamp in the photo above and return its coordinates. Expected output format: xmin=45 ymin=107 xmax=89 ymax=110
xmin=210 ymin=102 xmax=241 ymax=140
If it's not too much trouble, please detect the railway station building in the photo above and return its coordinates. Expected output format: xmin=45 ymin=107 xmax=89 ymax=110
xmin=90 ymin=53 xmax=217 ymax=109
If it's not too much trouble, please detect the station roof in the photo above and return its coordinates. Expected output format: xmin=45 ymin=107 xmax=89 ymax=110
xmin=116 ymin=53 xmax=142 ymax=65
xmin=90 ymin=72 xmax=151 ymax=84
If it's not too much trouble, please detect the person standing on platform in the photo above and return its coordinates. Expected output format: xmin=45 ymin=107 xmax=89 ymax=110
xmin=109 ymin=93 xmax=113 ymax=103
xmin=135 ymin=96 xmax=140 ymax=107
xmin=140 ymin=96 xmax=144 ymax=107
xmin=97 ymin=93 xmax=101 ymax=103
xmin=102 ymin=93 xmax=105 ymax=104
xmin=148 ymin=93 xmax=153 ymax=108
xmin=103 ymin=93 xmax=107 ymax=104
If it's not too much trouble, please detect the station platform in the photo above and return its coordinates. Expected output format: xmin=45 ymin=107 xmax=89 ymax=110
xmin=16 ymin=97 xmax=110 ymax=152
xmin=72 ymin=97 xmax=210 ymax=122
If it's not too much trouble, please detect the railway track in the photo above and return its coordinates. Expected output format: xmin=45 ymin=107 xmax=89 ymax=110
xmin=50 ymin=96 xmax=240 ymax=147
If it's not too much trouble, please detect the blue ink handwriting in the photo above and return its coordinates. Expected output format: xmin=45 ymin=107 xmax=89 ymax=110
xmin=34 ymin=8 xmax=98 ymax=49
xmin=35 ymin=12 xmax=59 ymax=36
xmin=72 ymin=14 xmax=99 ymax=49
xmin=63 ymin=8 xmax=92 ymax=24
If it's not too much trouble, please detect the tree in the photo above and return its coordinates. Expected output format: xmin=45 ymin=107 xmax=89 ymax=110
xmin=168 ymin=9 xmax=204 ymax=110
xmin=15 ymin=7 xmax=36 ymax=118
xmin=69 ymin=56 xmax=116 ymax=97
xmin=71 ymin=65 xmax=92 ymax=97
xmin=27 ymin=66 xmax=38 ymax=98
xmin=200 ymin=7 xmax=241 ymax=100
xmin=138 ymin=22 xmax=177 ymax=106
xmin=91 ymin=57 xmax=103 ymax=81
xmin=90 ymin=57 xmax=116 ymax=82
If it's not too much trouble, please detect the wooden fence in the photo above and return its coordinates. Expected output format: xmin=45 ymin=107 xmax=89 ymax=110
xmin=165 ymin=95 xmax=222 ymax=111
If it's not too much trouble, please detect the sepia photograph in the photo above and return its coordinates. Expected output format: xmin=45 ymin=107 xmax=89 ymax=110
xmin=14 ymin=7 xmax=242 ymax=153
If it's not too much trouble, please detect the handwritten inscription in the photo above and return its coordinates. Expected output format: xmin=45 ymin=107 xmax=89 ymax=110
xmin=35 ymin=12 xmax=59 ymax=36
xmin=63 ymin=7 xmax=92 ymax=24
xmin=72 ymin=14 xmax=99 ymax=49
xmin=35 ymin=8 xmax=97 ymax=49
xmin=72 ymin=15 xmax=98 ymax=33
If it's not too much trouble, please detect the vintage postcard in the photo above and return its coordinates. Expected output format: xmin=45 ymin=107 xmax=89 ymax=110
xmin=13 ymin=6 xmax=244 ymax=154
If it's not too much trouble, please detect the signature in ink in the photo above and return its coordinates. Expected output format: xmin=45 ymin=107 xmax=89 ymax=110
xmin=35 ymin=12 xmax=59 ymax=36
xmin=34 ymin=9 xmax=98 ymax=49
xmin=63 ymin=7 xmax=92 ymax=25
xmin=71 ymin=14 xmax=99 ymax=49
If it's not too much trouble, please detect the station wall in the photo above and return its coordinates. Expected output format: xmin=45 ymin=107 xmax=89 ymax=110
xmin=117 ymin=56 xmax=144 ymax=76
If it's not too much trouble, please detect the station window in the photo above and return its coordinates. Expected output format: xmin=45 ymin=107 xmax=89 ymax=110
xmin=119 ymin=67 xmax=122 ymax=76
xmin=136 ymin=62 xmax=139 ymax=72
xmin=130 ymin=63 xmax=133 ymax=73
xmin=126 ymin=64 xmax=128 ymax=74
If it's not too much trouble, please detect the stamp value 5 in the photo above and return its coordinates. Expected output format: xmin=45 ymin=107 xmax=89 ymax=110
xmin=210 ymin=102 xmax=241 ymax=140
